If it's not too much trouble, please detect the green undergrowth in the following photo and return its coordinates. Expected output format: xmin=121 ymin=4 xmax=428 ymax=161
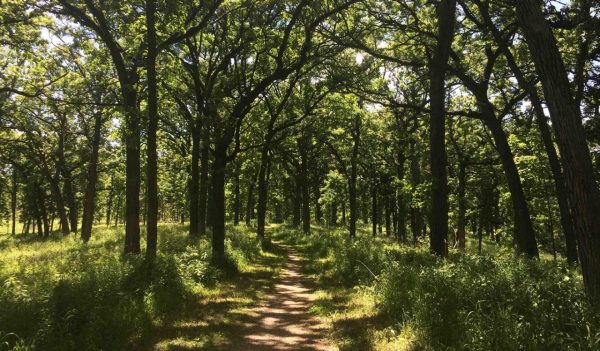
xmin=277 ymin=225 xmax=600 ymax=351
xmin=0 ymin=223 xmax=275 ymax=351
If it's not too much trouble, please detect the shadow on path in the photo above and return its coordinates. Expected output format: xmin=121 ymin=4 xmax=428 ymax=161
xmin=235 ymin=245 xmax=334 ymax=351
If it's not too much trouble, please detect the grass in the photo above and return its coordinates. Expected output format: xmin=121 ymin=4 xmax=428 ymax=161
xmin=276 ymin=224 xmax=600 ymax=351
xmin=0 ymin=223 xmax=287 ymax=351
xmin=3 ymin=221 xmax=600 ymax=350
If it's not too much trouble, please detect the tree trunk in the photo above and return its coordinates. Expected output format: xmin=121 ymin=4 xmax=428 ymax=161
xmin=44 ymin=172 xmax=69 ymax=235
xmin=385 ymin=195 xmax=391 ymax=237
xmin=198 ymin=130 xmax=210 ymax=235
xmin=330 ymin=202 xmax=337 ymax=226
xmin=409 ymin=140 xmax=423 ymax=243
xmin=371 ymin=185 xmax=378 ymax=237
xmin=124 ymin=88 xmax=141 ymax=254
xmin=349 ymin=112 xmax=360 ymax=239
xmin=106 ymin=184 xmax=114 ymax=227
xmin=189 ymin=121 xmax=201 ymax=236
xmin=81 ymin=112 xmax=103 ymax=242
xmin=246 ymin=171 xmax=256 ymax=226
xmin=292 ymin=170 xmax=301 ymax=227
xmin=234 ymin=161 xmax=241 ymax=225
xmin=257 ymin=144 xmax=271 ymax=239
xmin=298 ymin=137 xmax=311 ymax=234
xmin=11 ymin=170 xmax=17 ymax=235
xmin=475 ymin=0 xmax=578 ymax=264
xmin=482 ymin=111 xmax=538 ymax=257
xmin=428 ymin=0 xmax=456 ymax=257
xmin=515 ymin=0 xmax=600 ymax=304
xmin=456 ymin=161 xmax=466 ymax=250
xmin=115 ymin=194 xmax=122 ymax=227
xmin=145 ymin=0 xmax=159 ymax=259
xmin=211 ymin=142 xmax=227 ymax=265
xmin=63 ymin=172 xmax=77 ymax=233
xmin=315 ymin=180 xmax=323 ymax=223
xmin=397 ymin=142 xmax=407 ymax=242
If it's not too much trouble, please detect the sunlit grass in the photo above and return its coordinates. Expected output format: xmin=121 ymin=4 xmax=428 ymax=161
xmin=278 ymin=224 xmax=600 ymax=351
xmin=0 ymin=222 xmax=287 ymax=351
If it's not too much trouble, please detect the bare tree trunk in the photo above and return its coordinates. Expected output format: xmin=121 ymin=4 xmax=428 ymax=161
xmin=234 ymin=161 xmax=241 ymax=225
xmin=211 ymin=141 xmax=227 ymax=265
xmin=482 ymin=111 xmax=538 ymax=257
xmin=81 ymin=112 xmax=103 ymax=242
xmin=11 ymin=170 xmax=17 ymax=235
xmin=257 ymin=144 xmax=271 ymax=239
xmin=428 ymin=0 xmax=456 ymax=257
xmin=349 ymin=112 xmax=360 ymax=239
xmin=145 ymin=0 xmax=159 ymax=259
xmin=124 ymin=92 xmax=141 ymax=254
xmin=515 ymin=0 xmax=600 ymax=304
xmin=298 ymin=136 xmax=311 ymax=234
xmin=456 ymin=161 xmax=466 ymax=250
xmin=198 ymin=131 xmax=210 ymax=235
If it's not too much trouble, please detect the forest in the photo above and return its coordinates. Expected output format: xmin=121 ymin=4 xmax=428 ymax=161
xmin=1 ymin=0 xmax=600 ymax=350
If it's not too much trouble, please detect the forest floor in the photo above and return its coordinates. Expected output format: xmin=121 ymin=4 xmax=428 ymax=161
xmin=236 ymin=245 xmax=333 ymax=351
xmin=150 ymin=233 xmax=334 ymax=350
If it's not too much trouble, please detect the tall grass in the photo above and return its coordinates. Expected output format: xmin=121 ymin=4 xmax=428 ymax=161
xmin=278 ymin=225 xmax=600 ymax=350
xmin=0 ymin=224 xmax=263 ymax=350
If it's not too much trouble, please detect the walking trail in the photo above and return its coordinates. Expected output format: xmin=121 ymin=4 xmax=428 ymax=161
xmin=237 ymin=245 xmax=334 ymax=351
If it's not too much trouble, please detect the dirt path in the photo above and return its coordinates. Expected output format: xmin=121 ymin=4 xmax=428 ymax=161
xmin=237 ymin=246 xmax=334 ymax=351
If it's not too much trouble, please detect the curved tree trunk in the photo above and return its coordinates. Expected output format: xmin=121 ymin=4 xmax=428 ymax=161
xmin=482 ymin=110 xmax=538 ymax=257
xmin=515 ymin=0 xmax=600 ymax=304
xmin=475 ymin=0 xmax=578 ymax=264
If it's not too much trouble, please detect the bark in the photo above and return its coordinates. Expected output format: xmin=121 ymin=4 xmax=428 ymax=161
xmin=298 ymin=137 xmax=311 ymax=234
xmin=349 ymin=112 xmax=360 ymax=239
xmin=482 ymin=107 xmax=539 ymax=257
xmin=211 ymin=142 xmax=227 ymax=264
xmin=123 ymin=91 xmax=141 ymax=254
xmin=315 ymin=182 xmax=323 ymax=224
xmin=396 ymin=138 xmax=407 ymax=242
xmin=106 ymin=184 xmax=114 ymax=226
xmin=189 ymin=121 xmax=201 ymax=236
xmin=234 ymin=161 xmax=241 ymax=225
xmin=371 ymin=185 xmax=378 ymax=237
xmin=515 ymin=0 xmax=600 ymax=303
xmin=43 ymin=169 xmax=69 ymax=234
xmin=456 ymin=161 xmax=466 ymax=250
xmin=429 ymin=0 xmax=456 ymax=257
xmin=81 ymin=112 xmax=103 ymax=242
xmin=145 ymin=0 xmax=159 ymax=259
xmin=63 ymin=171 xmax=77 ymax=233
xmin=409 ymin=140 xmax=423 ymax=242
xmin=57 ymin=118 xmax=78 ymax=233
xmin=330 ymin=202 xmax=337 ymax=225
xmin=475 ymin=0 xmax=578 ymax=263
xmin=292 ymin=170 xmax=301 ymax=227
xmin=385 ymin=195 xmax=391 ymax=237
xmin=11 ymin=171 xmax=17 ymax=235
xmin=198 ymin=130 xmax=210 ymax=234
xmin=246 ymin=171 xmax=256 ymax=226
xmin=257 ymin=142 xmax=271 ymax=239
xmin=114 ymin=194 xmax=122 ymax=227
